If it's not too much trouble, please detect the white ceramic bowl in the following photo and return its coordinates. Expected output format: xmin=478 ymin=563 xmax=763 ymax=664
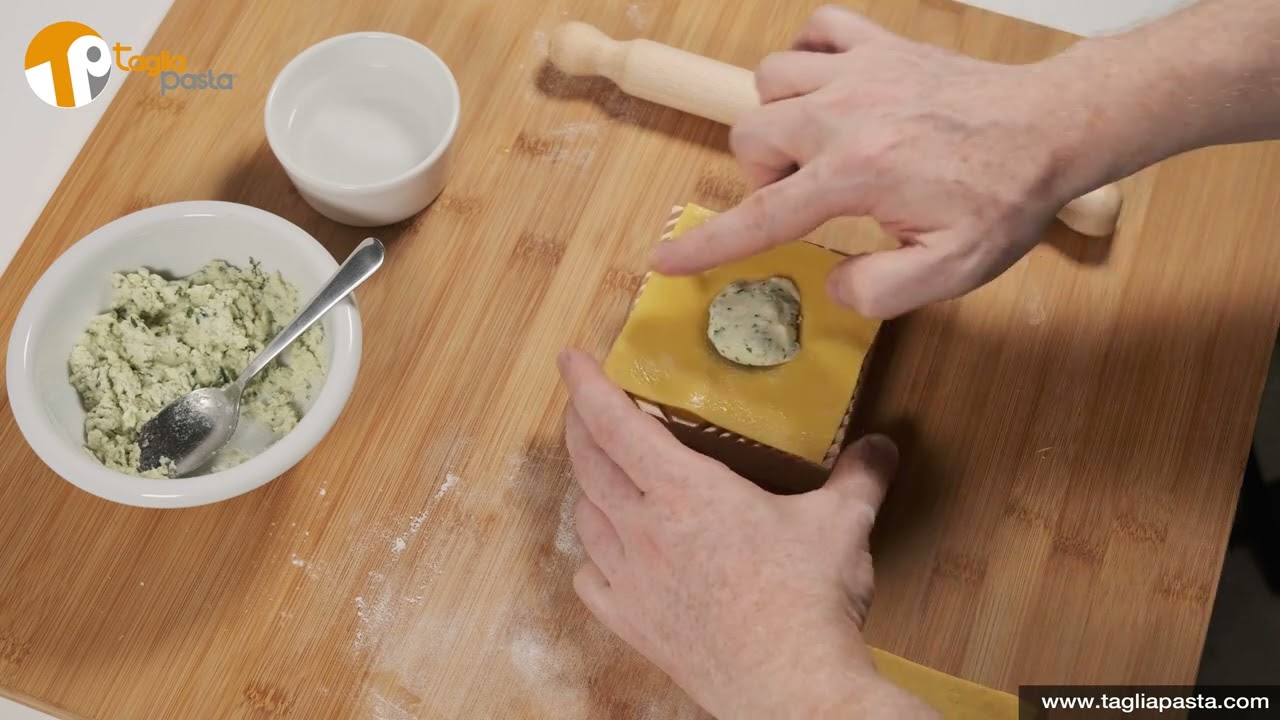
xmin=264 ymin=32 xmax=461 ymax=226
xmin=5 ymin=201 xmax=362 ymax=508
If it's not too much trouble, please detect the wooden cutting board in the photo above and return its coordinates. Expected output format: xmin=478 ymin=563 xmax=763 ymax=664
xmin=3 ymin=0 xmax=1280 ymax=717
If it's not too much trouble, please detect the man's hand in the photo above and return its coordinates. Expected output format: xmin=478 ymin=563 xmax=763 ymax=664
xmin=650 ymin=5 xmax=1098 ymax=319
xmin=654 ymin=0 xmax=1280 ymax=319
xmin=558 ymin=349 xmax=938 ymax=719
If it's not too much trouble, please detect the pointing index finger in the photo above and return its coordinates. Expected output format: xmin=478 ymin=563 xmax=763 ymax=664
xmin=649 ymin=164 xmax=837 ymax=275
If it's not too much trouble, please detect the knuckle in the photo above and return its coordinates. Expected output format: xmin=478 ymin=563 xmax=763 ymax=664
xmin=851 ymin=126 xmax=900 ymax=166
xmin=806 ymin=155 xmax=842 ymax=199
xmin=929 ymin=247 xmax=990 ymax=306
xmin=823 ymin=138 xmax=866 ymax=178
xmin=847 ymin=498 xmax=880 ymax=533
xmin=956 ymin=245 xmax=1005 ymax=291
xmin=755 ymin=52 xmax=788 ymax=86
xmin=799 ymin=91 xmax=831 ymax=123
xmin=937 ymin=235 xmax=989 ymax=282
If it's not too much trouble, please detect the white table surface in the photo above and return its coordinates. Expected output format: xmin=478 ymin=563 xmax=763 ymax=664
xmin=0 ymin=1 xmax=1197 ymax=718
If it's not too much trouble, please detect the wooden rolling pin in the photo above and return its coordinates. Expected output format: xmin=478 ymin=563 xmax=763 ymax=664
xmin=549 ymin=21 xmax=1122 ymax=237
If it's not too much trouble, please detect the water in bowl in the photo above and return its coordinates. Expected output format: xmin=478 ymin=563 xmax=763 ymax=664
xmin=286 ymin=65 xmax=447 ymax=186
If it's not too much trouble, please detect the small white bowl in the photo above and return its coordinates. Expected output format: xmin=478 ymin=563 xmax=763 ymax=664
xmin=265 ymin=32 xmax=461 ymax=227
xmin=5 ymin=201 xmax=363 ymax=508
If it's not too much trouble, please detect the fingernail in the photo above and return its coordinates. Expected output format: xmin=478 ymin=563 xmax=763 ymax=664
xmin=859 ymin=434 xmax=898 ymax=472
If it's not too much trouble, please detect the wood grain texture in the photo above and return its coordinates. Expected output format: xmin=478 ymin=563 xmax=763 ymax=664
xmin=2 ymin=0 xmax=1278 ymax=718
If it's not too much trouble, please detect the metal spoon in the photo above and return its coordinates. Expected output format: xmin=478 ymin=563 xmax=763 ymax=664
xmin=138 ymin=238 xmax=385 ymax=477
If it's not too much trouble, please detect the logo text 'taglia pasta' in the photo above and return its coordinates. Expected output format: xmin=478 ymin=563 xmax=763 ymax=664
xmin=24 ymin=21 xmax=235 ymax=107
xmin=110 ymin=42 xmax=235 ymax=96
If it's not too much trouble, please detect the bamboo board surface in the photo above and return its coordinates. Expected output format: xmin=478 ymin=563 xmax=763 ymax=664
xmin=3 ymin=0 xmax=1280 ymax=717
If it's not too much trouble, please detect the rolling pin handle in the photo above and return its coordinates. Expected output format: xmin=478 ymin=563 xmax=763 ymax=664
xmin=549 ymin=21 xmax=623 ymax=79
xmin=549 ymin=21 xmax=755 ymax=125
xmin=1058 ymin=183 xmax=1123 ymax=237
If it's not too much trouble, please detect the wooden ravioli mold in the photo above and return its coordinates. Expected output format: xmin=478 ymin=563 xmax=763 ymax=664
xmin=604 ymin=204 xmax=881 ymax=494
xmin=605 ymin=205 xmax=1025 ymax=716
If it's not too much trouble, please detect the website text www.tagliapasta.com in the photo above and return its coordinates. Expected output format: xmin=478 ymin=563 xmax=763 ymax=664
xmin=1019 ymin=685 xmax=1279 ymax=717
xmin=1041 ymin=692 xmax=1268 ymax=713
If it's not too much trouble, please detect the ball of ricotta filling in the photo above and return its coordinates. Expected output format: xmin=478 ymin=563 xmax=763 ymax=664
xmin=707 ymin=277 xmax=801 ymax=367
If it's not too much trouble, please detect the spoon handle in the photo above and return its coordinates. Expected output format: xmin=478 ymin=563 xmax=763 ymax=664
xmin=235 ymin=238 xmax=385 ymax=388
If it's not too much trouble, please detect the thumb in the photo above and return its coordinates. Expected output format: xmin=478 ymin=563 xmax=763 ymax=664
xmin=823 ymin=434 xmax=898 ymax=534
